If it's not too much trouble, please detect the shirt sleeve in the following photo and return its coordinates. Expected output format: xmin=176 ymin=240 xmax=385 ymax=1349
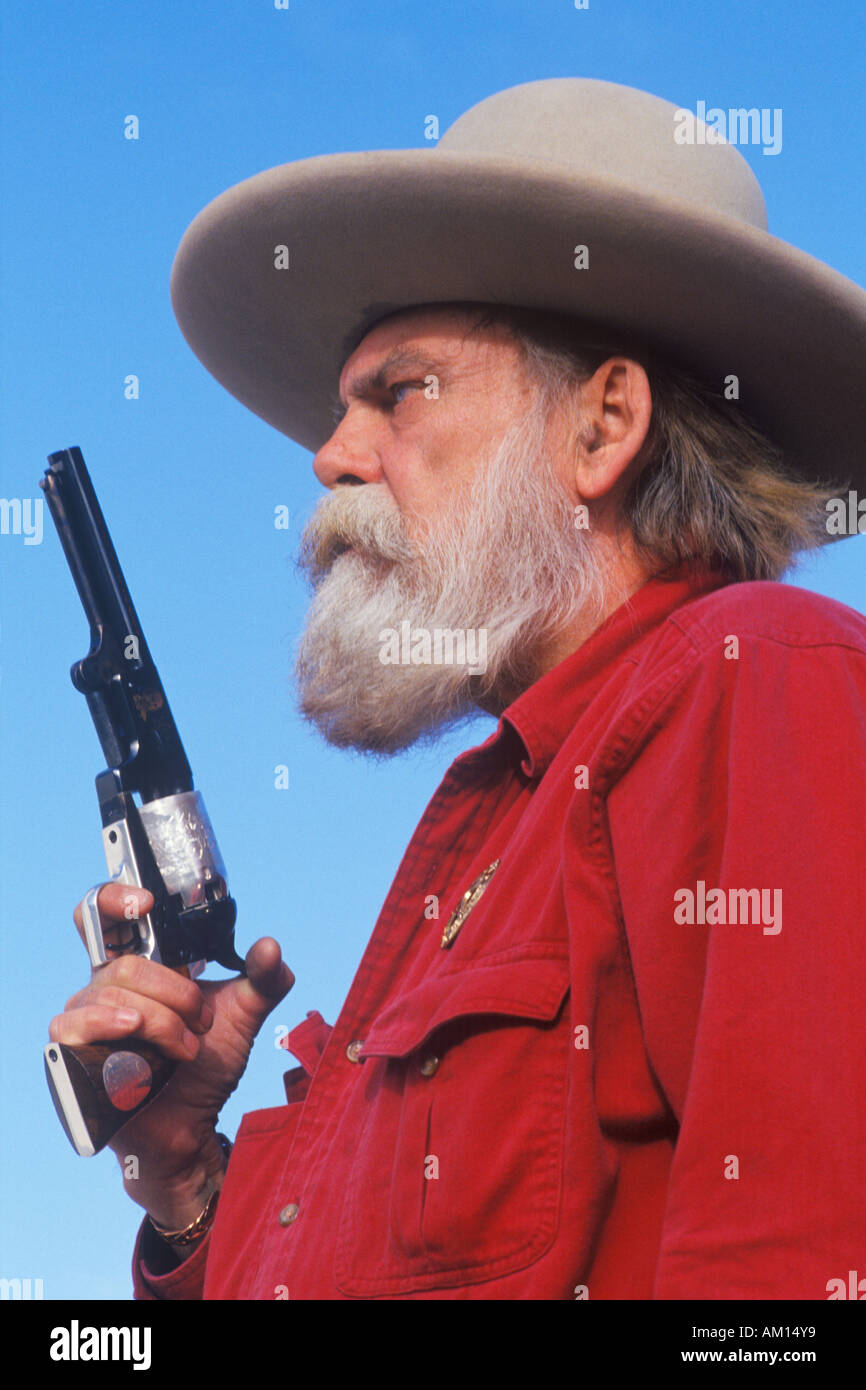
xmin=133 ymin=1219 xmax=211 ymax=1301
xmin=606 ymin=620 xmax=866 ymax=1299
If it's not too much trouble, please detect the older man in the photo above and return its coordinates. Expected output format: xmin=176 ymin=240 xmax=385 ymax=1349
xmin=50 ymin=79 xmax=866 ymax=1300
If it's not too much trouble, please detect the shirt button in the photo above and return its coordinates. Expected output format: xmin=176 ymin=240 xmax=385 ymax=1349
xmin=419 ymin=1055 xmax=440 ymax=1077
xmin=346 ymin=1039 xmax=365 ymax=1063
xmin=278 ymin=1203 xmax=299 ymax=1227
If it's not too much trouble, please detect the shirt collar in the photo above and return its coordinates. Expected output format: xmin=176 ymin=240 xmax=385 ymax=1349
xmin=479 ymin=566 xmax=729 ymax=780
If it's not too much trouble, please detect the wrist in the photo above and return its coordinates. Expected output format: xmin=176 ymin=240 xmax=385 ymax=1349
xmin=149 ymin=1186 xmax=221 ymax=1252
xmin=124 ymin=1130 xmax=231 ymax=1232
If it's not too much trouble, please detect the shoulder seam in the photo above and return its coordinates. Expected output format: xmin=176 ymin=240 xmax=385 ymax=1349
xmin=668 ymin=609 xmax=866 ymax=660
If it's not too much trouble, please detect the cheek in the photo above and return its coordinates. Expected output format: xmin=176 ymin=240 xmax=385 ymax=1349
xmin=381 ymin=410 xmax=485 ymax=521
xmin=380 ymin=456 xmax=446 ymax=526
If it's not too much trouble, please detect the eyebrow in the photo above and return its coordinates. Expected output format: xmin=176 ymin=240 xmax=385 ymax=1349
xmin=330 ymin=348 xmax=439 ymax=423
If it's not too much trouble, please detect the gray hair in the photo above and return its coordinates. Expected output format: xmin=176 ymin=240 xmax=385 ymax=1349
xmin=473 ymin=306 xmax=836 ymax=582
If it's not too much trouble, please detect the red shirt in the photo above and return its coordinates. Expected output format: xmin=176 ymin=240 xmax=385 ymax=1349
xmin=134 ymin=568 xmax=866 ymax=1300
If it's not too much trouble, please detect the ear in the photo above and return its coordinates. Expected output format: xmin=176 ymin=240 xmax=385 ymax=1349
xmin=571 ymin=358 xmax=652 ymax=501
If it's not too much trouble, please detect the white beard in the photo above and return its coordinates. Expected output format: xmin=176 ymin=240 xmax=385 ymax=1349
xmin=295 ymin=400 xmax=612 ymax=753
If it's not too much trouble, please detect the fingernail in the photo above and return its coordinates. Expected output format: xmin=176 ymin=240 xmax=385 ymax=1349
xmin=200 ymin=1003 xmax=214 ymax=1029
xmin=114 ymin=1008 xmax=140 ymax=1025
xmin=182 ymin=1029 xmax=199 ymax=1056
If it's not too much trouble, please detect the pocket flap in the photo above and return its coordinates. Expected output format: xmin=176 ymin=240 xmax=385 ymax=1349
xmin=359 ymin=950 xmax=569 ymax=1060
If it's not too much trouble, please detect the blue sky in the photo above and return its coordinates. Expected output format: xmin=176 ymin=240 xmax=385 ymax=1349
xmin=1 ymin=0 xmax=863 ymax=1299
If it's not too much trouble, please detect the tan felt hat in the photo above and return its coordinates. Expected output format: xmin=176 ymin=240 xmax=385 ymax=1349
xmin=170 ymin=77 xmax=866 ymax=493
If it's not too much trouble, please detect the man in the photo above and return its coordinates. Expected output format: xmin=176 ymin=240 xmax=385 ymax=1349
xmin=49 ymin=79 xmax=866 ymax=1299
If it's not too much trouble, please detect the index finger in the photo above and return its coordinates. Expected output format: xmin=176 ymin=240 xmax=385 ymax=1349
xmin=72 ymin=883 xmax=155 ymax=949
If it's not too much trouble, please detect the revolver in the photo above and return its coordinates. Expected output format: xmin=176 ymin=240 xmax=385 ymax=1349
xmin=42 ymin=446 xmax=245 ymax=1156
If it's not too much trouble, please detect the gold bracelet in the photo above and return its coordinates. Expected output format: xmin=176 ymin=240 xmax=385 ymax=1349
xmin=149 ymin=1187 xmax=219 ymax=1247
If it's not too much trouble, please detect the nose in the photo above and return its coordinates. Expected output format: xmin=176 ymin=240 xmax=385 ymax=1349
xmin=313 ymin=414 xmax=385 ymax=489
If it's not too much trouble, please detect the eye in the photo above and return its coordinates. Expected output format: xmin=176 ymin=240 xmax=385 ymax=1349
xmin=389 ymin=380 xmax=422 ymax=405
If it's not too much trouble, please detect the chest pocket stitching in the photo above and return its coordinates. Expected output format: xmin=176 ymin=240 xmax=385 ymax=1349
xmin=358 ymin=951 xmax=570 ymax=1059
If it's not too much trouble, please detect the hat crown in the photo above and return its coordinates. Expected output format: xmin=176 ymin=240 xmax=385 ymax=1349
xmin=439 ymin=78 xmax=768 ymax=231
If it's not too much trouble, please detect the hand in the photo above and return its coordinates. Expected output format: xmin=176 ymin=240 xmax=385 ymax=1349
xmin=48 ymin=883 xmax=294 ymax=1229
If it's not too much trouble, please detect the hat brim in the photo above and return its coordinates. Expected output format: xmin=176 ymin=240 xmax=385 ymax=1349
xmin=170 ymin=149 xmax=866 ymax=493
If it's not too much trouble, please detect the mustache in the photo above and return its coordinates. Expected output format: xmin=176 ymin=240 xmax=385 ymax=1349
xmin=297 ymin=485 xmax=416 ymax=585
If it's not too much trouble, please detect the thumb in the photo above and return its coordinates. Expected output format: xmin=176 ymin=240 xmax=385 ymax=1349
xmin=230 ymin=937 xmax=295 ymax=1031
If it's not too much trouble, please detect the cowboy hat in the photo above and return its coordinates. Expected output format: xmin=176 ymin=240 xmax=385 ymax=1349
xmin=170 ymin=77 xmax=866 ymax=493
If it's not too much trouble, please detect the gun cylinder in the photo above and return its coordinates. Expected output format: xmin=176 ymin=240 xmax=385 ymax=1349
xmin=137 ymin=790 xmax=229 ymax=907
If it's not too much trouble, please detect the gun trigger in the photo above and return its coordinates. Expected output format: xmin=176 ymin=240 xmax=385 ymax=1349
xmin=81 ymin=885 xmax=110 ymax=967
xmin=216 ymin=946 xmax=247 ymax=977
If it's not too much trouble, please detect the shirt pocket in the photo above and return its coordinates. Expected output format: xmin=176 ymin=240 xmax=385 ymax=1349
xmin=334 ymin=950 xmax=570 ymax=1297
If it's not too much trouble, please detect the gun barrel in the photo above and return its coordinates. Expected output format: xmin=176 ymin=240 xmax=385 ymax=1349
xmin=42 ymin=447 xmax=192 ymax=804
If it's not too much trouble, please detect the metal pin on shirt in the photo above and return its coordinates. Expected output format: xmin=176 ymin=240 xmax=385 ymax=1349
xmin=440 ymin=859 xmax=501 ymax=948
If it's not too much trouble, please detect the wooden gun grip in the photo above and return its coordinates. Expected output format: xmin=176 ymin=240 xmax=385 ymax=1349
xmin=44 ymin=1039 xmax=175 ymax=1156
